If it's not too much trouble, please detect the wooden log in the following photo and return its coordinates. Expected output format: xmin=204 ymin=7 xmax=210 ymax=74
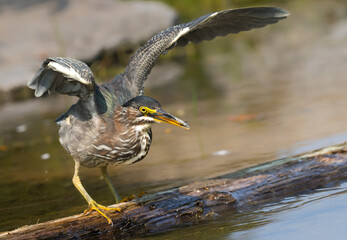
xmin=1 ymin=144 xmax=346 ymax=240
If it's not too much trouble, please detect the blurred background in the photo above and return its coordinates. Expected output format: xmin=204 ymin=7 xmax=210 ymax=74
xmin=1 ymin=0 xmax=347 ymax=238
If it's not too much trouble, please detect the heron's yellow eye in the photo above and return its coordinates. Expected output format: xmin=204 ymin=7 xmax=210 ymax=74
xmin=139 ymin=106 xmax=147 ymax=114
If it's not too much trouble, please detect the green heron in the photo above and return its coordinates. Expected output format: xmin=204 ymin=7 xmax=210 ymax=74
xmin=28 ymin=7 xmax=289 ymax=224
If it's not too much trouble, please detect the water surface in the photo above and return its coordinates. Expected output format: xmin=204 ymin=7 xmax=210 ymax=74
xmin=145 ymin=182 xmax=347 ymax=240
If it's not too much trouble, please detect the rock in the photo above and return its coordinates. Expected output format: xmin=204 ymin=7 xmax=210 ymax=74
xmin=0 ymin=0 xmax=177 ymax=92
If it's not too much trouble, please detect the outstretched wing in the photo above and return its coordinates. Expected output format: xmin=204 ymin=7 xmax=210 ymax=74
xmin=28 ymin=57 xmax=95 ymax=99
xmin=123 ymin=7 xmax=289 ymax=96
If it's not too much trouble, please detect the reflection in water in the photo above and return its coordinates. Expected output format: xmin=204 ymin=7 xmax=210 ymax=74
xmin=1 ymin=0 xmax=347 ymax=235
xmin=229 ymin=183 xmax=347 ymax=240
xmin=146 ymin=183 xmax=347 ymax=240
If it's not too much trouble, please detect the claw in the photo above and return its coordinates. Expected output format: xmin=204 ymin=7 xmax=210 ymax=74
xmin=84 ymin=200 xmax=122 ymax=225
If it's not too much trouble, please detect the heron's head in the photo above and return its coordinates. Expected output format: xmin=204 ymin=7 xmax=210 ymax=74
xmin=123 ymin=96 xmax=190 ymax=130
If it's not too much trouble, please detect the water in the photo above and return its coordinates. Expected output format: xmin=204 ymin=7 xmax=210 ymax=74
xmin=231 ymin=185 xmax=347 ymax=240
xmin=1 ymin=0 xmax=347 ymax=238
xmin=146 ymin=182 xmax=347 ymax=240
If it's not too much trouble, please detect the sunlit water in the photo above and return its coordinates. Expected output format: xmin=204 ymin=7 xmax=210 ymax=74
xmin=1 ymin=0 xmax=347 ymax=237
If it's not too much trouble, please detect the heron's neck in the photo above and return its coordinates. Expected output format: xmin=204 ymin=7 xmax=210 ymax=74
xmin=134 ymin=123 xmax=152 ymax=134
xmin=123 ymin=124 xmax=152 ymax=165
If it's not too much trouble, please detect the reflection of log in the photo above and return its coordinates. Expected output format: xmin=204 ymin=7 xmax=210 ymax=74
xmin=1 ymin=144 xmax=347 ymax=239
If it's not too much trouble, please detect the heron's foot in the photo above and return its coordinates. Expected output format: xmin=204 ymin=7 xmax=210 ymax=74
xmin=84 ymin=201 xmax=122 ymax=225
xmin=120 ymin=194 xmax=136 ymax=203
xmin=137 ymin=191 xmax=147 ymax=198
xmin=120 ymin=191 xmax=147 ymax=203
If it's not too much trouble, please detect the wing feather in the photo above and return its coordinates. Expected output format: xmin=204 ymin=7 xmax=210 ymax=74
xmin=28 ymin=57 xmax=95 ymax=99
xmin=122 ymin=7 xmax=289 ymax=98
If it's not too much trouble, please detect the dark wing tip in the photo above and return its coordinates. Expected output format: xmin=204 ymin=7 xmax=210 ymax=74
xmin=257 ymin=7 xmax=290 ymax=20
xmin=231 ymin=7 xmax=290 ymax=19
xmin=271 ymin=7 xmax=290 ymax=18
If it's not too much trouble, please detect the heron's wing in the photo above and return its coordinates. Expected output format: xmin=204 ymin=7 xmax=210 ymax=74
xmin=123 ymin=7 xmax=289 ymax=96
xmin=28 ymin=57 xmax=95 ymax=99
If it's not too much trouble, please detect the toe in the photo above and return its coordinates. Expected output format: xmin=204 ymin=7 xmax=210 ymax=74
xmin=84 ymin=201 xmax=114 ymax=225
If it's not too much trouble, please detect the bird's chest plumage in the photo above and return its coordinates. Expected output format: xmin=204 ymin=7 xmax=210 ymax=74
xmin=58 ymin=113 xmax=152 ymax=168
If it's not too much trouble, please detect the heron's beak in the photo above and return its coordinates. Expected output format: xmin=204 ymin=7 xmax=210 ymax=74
xmin=151 ymin=109 xmax=190 ymax=130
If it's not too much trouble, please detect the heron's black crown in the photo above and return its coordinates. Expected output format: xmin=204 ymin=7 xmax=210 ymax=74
xmin=123 ymin=96 xmax=162 ymax=110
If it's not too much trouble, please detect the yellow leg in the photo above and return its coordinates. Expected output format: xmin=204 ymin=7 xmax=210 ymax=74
xmin=72 ymin=161 xmax=121 ymax=225
xmin=100 ymin=166 xmax=121 ymax=203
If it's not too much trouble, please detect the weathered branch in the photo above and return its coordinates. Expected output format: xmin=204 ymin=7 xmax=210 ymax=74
xmin=1 ymin=144 xmax=347 ymax=240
